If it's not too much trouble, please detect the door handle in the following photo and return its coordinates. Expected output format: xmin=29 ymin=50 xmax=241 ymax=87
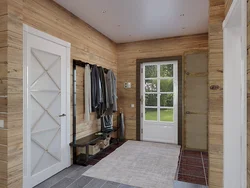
xmin=59 ymin=114 xmax=66 ymax=117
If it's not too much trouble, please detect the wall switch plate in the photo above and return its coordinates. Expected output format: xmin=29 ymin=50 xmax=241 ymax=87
xmin=124 ymin=82 xmax=131 ymax=89
xmin=0 ymin=120 xmax=4 ymax=128
xmin=131 ymin=104 xmax=135 ymax=108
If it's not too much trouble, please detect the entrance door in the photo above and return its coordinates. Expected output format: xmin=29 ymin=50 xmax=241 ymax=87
xmin=141 ymin=61 xmax=178 ymax=144
xmin=23 ymin=25 xmax=71 ymax=188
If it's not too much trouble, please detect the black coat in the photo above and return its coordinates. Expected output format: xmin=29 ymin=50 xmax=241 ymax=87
xmin=96 ymin=67 xmax=108 ymax=118
xmin=91 ymin=65 xmax=101 ymax=112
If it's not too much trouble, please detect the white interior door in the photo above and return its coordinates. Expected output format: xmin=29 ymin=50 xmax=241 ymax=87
xmin=223 ymin=0 xmax=247 ymax=187
xmin=23 ymin=25 xmax=71 ymax=188
xmin=141 ymin=61 xmax=178 ymax=144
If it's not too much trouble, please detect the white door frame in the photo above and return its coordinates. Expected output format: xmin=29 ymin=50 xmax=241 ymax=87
xmin=23 ymin=24 xmax=71 ymax=188
xmin=223 ymin=0 xmax=247 ymax=187
xmin=140 ymin=61 xmax=178 ymax=144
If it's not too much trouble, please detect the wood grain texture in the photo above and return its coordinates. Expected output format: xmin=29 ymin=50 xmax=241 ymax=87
xmin=225 ymin=0 xmax=233 ymax=16
xmin=3 ymin=0 xmax=117 ymax=187
xmin=184 ymin=51 xmax=208 ymax=151
xmin=248 ymin=1 xmax=250 ymax=188
xmin=0 ymin=1 xmax=8 ymax=188
xmin=117 ymin=34 xmax=208 ymax=140
xmin=208 ymin=1 xmax=224 ymax=187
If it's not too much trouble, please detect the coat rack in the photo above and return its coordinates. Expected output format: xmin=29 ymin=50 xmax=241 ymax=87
xmin=72 ymin=59 xmax=110 ymax=163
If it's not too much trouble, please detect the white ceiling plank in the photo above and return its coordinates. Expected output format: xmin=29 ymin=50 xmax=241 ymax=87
xmin=54 ymin=0 xmax=209 ymax=43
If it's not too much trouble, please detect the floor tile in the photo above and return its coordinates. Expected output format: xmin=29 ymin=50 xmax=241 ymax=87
xmin=67 ymin=176 xmax=93 ymax=188
xmin=102 ymin=181 xmax=121 ymax=188
xmin=181 ymin=156 xmax=203 ymax=167
xmin=34 ymin=165 xmax=80 ymax=188
xmin=87 ymin=159 xmax=100 ymax=165
xmin=182 ymin=151 xmax=201 ymax=158
xmin=178 ymin=174 xmax=206 ymax=185
xmin=103 ymin=146 xmax=117 ymax=153
xmin=179 ymin=164 xmax=205 ymax=177
xmin=203 ymin=159 xmax=208 ymax=168
xmin=204 ymin=168 xmax=208 ymax=178
xmin=94 ymin=152 xmax=110 ymax=160
xmin=66 ymin=166 xmax=91 ymax=180
xmin=174 ymin=180 xmax=208 ymax=188
xmin=82 ymin=178 xmax=106 ymax=188
xmin=118 ymin=184 xmax=136 ymax=188
xmin=51 ymin=178 xmax=74 ymax=188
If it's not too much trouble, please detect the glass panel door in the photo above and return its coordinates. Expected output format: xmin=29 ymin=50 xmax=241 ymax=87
xmin=141 ymin=61 xmax=178 ymax=144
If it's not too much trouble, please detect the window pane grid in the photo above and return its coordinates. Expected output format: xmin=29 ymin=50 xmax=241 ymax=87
xmin=143 ymin=63 xmax=175 ymax=123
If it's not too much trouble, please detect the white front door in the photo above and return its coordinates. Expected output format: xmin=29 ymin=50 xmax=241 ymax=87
xmin=141 ymin=61 xmax=178 ymax=144
xmin=23 ymin=25 xmax=71 ymax=188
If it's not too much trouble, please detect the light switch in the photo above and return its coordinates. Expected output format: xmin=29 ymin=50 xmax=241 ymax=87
xmin=131 ymin=104 xmax=135 ymax=108
xmin=0 ymin=120 xmax=4 ymax=128
xmin=124 ymin=82 xmax=131 ymax=89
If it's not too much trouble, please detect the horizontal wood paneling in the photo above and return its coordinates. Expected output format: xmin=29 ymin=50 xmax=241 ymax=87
xmin=208 ymin=0 xmax=224 ymax=187
xmin=247 ymin=0 xmax=250 ymax=187
xmin=184 ymin=51 xmax=208 ymax=151
xmin=0 ymin=1 xmax=8 ymax=188
xmin=117 ymin=34 xmax=208 ymax=140
xmin=4 ymin=0 xmax=117 ymax=187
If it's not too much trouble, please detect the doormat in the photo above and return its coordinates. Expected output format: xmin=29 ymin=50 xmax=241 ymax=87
xmin=83 ymin=140 xmax=180 ymax=188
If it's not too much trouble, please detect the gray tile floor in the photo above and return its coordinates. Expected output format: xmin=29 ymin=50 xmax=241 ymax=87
xmin=34 ymin=165 xmax=138 ymax=188
xmin=35 ymin=165 xmax=209 ymax=188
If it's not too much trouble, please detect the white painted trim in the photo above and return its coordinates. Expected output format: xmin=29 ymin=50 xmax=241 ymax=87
xmin=23 ymin=24 xmax=71 ymax=48
xmin=65 ymin=36 xmax=71 ymax=167
xmin=223 ymin=0 xmax=240 ymax=28
xmin=23 ymin=24 xmax=71 ymax=188
xmin=223 ymin=0 xmax=247 ymax=187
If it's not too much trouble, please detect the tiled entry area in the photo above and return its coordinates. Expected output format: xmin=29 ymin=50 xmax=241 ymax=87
xmin=35 ymin=142 xmax=209 ymax=188
xmin=34 ymin=165 xmax=137 ymax=188
xmin=176 ymin=150 xmax=208 ymax=186
xmin=34 ymin=164 xmax=207 ymax=188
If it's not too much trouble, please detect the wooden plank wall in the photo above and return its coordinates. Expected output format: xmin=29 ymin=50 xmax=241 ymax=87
xmin=2 ymin=0 xmax=118 ymax=187
xmin=225 ymin=0 xmax=233 ymax=16
xmin=22 ymin=0 xmax=118 ymax=140
xmin=247 ymin=0 xmax=250 ymax=187
xmin=0 ymin=1 xmax=8 ymax=187
xmin=117 ymin=34 xmax=208 ymax=140
xmin=208 ymin=0 xmax=225 ymax=188
xmin=184 ymin=51 xmax=208 ymax=151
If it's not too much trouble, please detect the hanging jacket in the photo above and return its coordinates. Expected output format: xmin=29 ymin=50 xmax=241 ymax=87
xmin=106 ymin=70 xmax=117 ymax=115
xmin=91 ymin=65 xmax=101 ymax=112
xmin=84 ymin=64 xmax=92 ymax=121
xmin=96 ymin=67 xmax=108 ymax=118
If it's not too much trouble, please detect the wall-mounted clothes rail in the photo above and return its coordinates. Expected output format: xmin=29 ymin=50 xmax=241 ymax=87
xmin=73 ymin=59 xmax=109 ymax=73
xmin=72 ymin=59 xmax=117 ymax=164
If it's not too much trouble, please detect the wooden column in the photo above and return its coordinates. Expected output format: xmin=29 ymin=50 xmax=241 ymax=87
xmin=247 ymin=0 xmax=250 ymax=187
xmin=208 ymin=0 xmax=225 ymax=188
xmin=0 ymin=1 xmax=8 ymax=187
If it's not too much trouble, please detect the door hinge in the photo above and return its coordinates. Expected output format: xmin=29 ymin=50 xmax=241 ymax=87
xmin=141 ymin=68 xmax=143 ymax=73
xmin=141 ymin=112 xmax=143 ymax=118
xmin=141 ymin=128 xmax=143 ymax=134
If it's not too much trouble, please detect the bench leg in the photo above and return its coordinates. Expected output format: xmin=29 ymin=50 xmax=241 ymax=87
xmin=85 ymin=145 xmax=89 ymax=162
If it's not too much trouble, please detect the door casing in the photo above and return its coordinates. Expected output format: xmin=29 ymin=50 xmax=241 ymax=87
xmin=23 ymin=24 xmax=71 ymax=188
xmin=136 ymin=56 xmax=183 ymax=145
xmin=223 ymin=0 xmax=247 ymax=187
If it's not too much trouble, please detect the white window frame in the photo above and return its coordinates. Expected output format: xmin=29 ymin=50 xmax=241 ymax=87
xmin=141 ymin=61 xmax=178 ymax=124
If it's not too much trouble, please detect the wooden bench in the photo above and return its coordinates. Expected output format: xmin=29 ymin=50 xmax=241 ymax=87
xmin=70 ymin=127 xmax=119 ymax=165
